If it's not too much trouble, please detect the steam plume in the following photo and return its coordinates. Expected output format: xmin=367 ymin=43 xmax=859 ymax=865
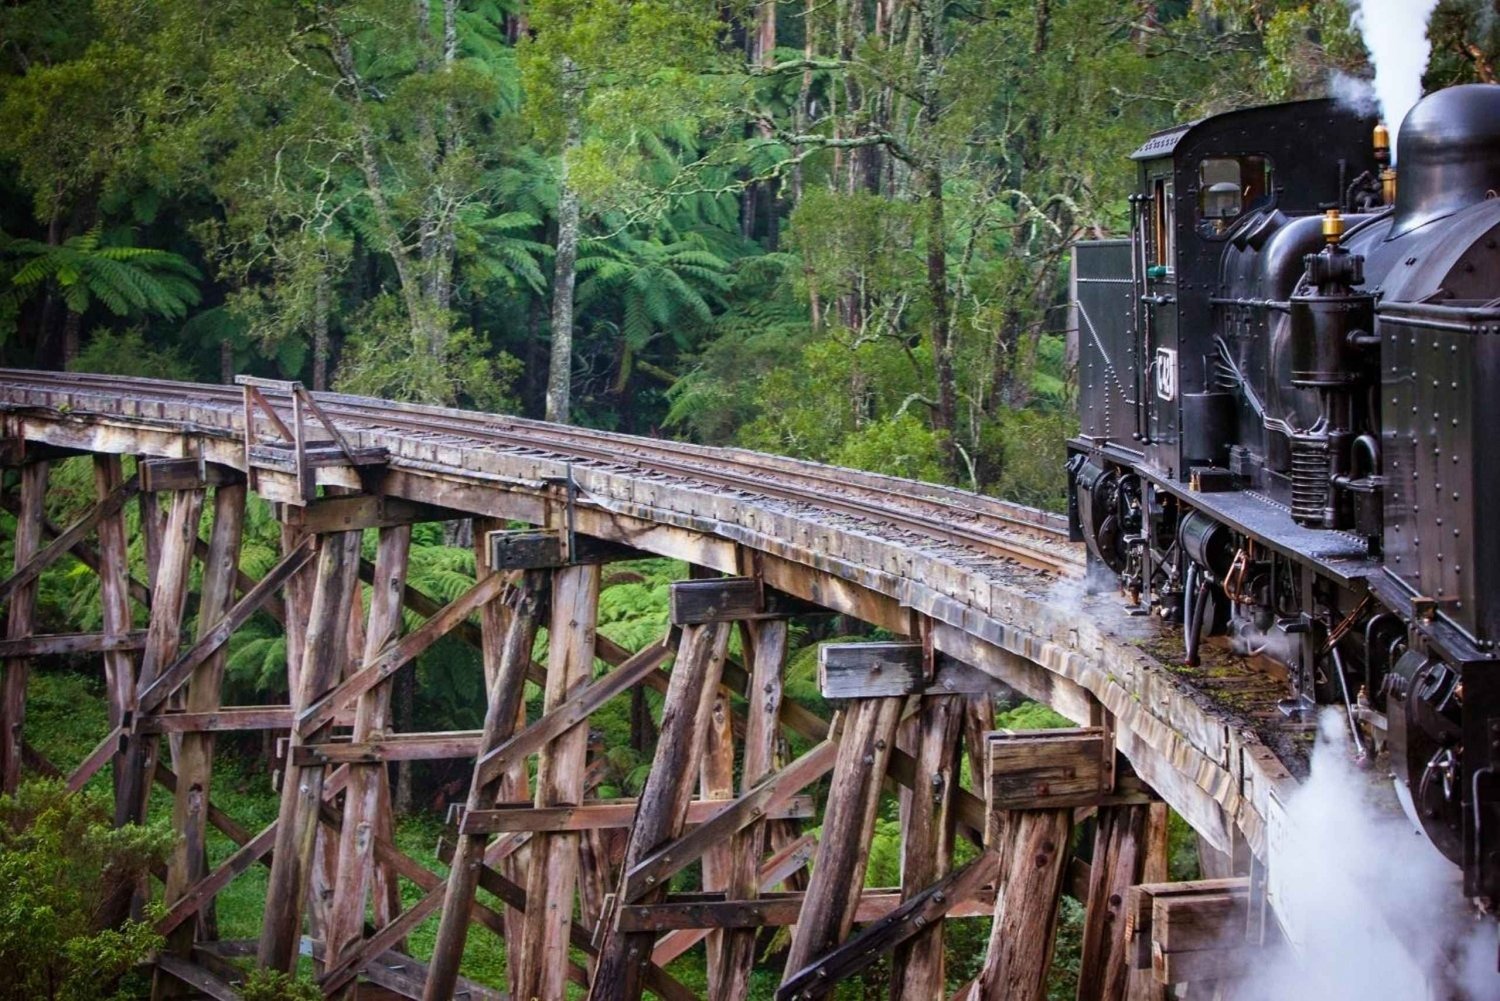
xmin=1348 ymin=0 xmax=1440 ymax=160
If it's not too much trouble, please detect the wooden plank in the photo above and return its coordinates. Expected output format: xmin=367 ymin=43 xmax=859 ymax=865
xmin=473 ymin=635 xmax=674 ymax=787
xmin=488 ymin=527 xmax=648 ymax=570
xmin=1151 ymin=892 xmax=1247 ymax=954
xmin=779 ymin=698 xmax=904 ymax=995
xmin=154 ymin=955 xmax=240 ymax=1001
xmin=972 ymin=807 xmax=1074 ymax=1001
xmin=818 ymin=642 xmax=1006 ymax=699
xmin=1076 ymin=803 xmax=1156 ymax=1001
xmin=1 ymin=460 xmax=46 ymax=793
xmin=517 ymin=562 xmax=602 ymax=1001
xmin=0 ymin=469 xmax=137 ymax=610
xmin=66 ymin=724 xmax=125 ymax=794
xmin=622 ymin=737 xmax=839 ymax=902
xmin=588 ymin=620 xmax=731 ymax=1001
xmin=461 ymin=795 xmax=815 ymax=833
xmin=276 ymin=494 xmax=455 ymax=533
xmin=777 ymin=849 xmax=1002 ymax=1000
xmin=619 ymin=885 xmax=997 ymax=931
xmin=139 ymin=458 xmax=242 ymax=492
xmin=139 ymin=707 xmax=293 ymax=733
xmin=422 ymin=569 xmax=543 ymax=1001
xmin=667 ymin=576 xmax=822 ymax=624
xmin=710 ymin=617 xmax=787 ymax=1001
xmin=1152 ymin=944 xmax=1259 ymax=985
xmin=136 ymin=538 xmax=315 ymax=715
xmin=700 ymin=679 xmax=736 ymax=990
xmin=257 ymin=531 xmax=362 ymax=973
xmin=93 ymin=455 xmax=138 ymax=825
xmin=155 ymin=822 xmax=277 ymax=935
xmin=0 ymin=630 xmax=147 ymax=657
xmin=1127 ymin=802 xmax=1171 ymax=1001
xmin=296 ymin=569 xmax=509 ymax=735
xmin=1124 ymin=879 xmax=1248 ymax=953
xmin=987 ymin=727 xmax=1109 ymax=814
xmin=326 ymin=523 xmax=412 ymax=975
xmin=890 ymin=693 xmax=965 ymax=999
xmin=160 ymin=478 xmax=244 ymax=967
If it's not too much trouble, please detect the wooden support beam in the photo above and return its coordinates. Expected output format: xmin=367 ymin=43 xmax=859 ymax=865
xmin=422 ymin=570 xmax=543 ymax=1001
xmin=296 ymin=569 xmax=509 ymax=735
xmin=779 ymin=697 xmax=904 ymax=998
xmin=619 ymin=884 xmax=996 ymax=932
xmin=155 ymin=821 xmax=277 ymax=936
xmin=588 ymin=620 xmax=732 ymax=1001
xmin=136 ymin=538 xmax=315 ymax=715
xmin=257 ymin=530 xmax=362 ymax=973
xmin=138 ymin=707 xmax=293 ymax=733
xmin=0 ymin=630 xmax=147 ymax=657
xmin=622 ymin=737 xmax=839 ymax=902
xmin=473 ymin=635 xmax=675 ymax=787
xmin=0 ymin=492 xmax=153 ymax=610
xmin=890 ymin=693 xmax=965 ymax=999
xmin=139 ymin=458 xmax=243 ymax=492
xmin=517 ymin=562 xmax=602 ymax=1001
xmin=973 ymin=729 xmax=1101 ymax=1001
xmin=90 ymin=456 xmax=140 ymax=822
xmin=709 ymin=617 xmax=788 ymax=1001
xmin=0 ymin=438 xmax=85 ymax=466
xmin=459 ymin=795 xmax=815 ymax=834
xmin=154 ymin=955 xmax=240 ymax=1001
xmin=160 ymin=479 xmax=246 ymax=987
xmin=818 ymin=642 xmax=1014 ymax=699
xmin=0 ymin=469 xmax=137 ymax=610
xmin=487 ymin=527 xmax=647 ymax=570
xmin=1 ymin=460 xmax=46 ymax=793
xmin=987 ymin=726 xmax=1110 ymax=818
xmin=326 ymin=523 xmax=413 ymax=981
xmin=276 ymin=494 xmax=457 ymax=534
xmin=1123 ymin=879 xmax=1250 ymax=987
xmin=778 ymin=849 xmax=1002 ymax=1000
xmin=667 ymin=577 xmax=822 ymax=625
xmin=1076 ymin=801 xmax=1168 ymax=1001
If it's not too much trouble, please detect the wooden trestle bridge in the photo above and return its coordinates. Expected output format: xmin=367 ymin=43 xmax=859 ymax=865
xmin=0 ymin=370 xmax=1286 ymax=1000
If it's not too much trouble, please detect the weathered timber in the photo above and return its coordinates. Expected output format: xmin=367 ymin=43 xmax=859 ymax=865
xmin=0 ymin=630 xmax=147 ymax=657
xmin=154 ymin=955 xmax=240 ymax=1001
xmin=93 ymin=456 xmax=139 ymax=820
xmin=257 ymin=531 xmax=361 ymax=972
xmin=156 ymin=822 xmax=277 ymax=935
xmin=588 ymin=620 xmax=731 ymax=1001
xmin=0 ymin=491 xmax=152 ymax=610
xmin=1127 ymin=803 xmax=1170 ymax=1001
xmin=1075 ymin=802 xmax=1167 ymax=1001
xmin=487 ymin=527 xmax=646 ymax=570
xmin=137 ymin=538 xmax=316 ymax=714
xmin=139 ymin=458 xmax=243 ymax=492
xmin=777 ymin=849 xmax=1002 ymax=1000
xmin=619 ymin=884 xmax=996 ymax=933
xmin=1123 ymin=879 xmax=1253 ymax=989
xmin=1 ymin=460 xmax=45 ymax=793
xmin=276 ymin=494 xmax=458 ymax=534
xmin=326 ymin=523 xmax=412 ymax=981
xmin=710 ymin=617 xmax=787 ymax=1001
xmin=139 ymin=708 xmax=294 ymax=733
xmin=0 ymin=469 xmax=137 ymax=610
xmin=972 ymin=806 xmax=1074 ymax=1001
xmin=297 ymin=569 xmax=509 ymax=735
xmin=700 ymin=679 xmax=736 ymax=990
xmin=517 ymin=562 xmax=601 ymax=1001
xmin=667 ymin=576 xmax=822 ymax=624
xmin=779 ymin=697 xmax=904 ymax=998
xmin=473 ymin=636 xmax=674 ymax=786
xmin=890 ymin=693 xmax=965 ymax=1000
xmin=65 ymin=724 xmax=126 ymax=794
xmin=987 ymin=726 xmax=1110 ymax=817
xmin=818 ymin=642 xmax=1012 ymax=699
xmin=621 ymin=737 xmax=839 ymax=901
xmin=423 ymin=571 xmax=543 ymax=1001
xmin=160 ymin=480 xmax=246 ymax=987
xmin=459 ymin=795 xmax=814 ymax=833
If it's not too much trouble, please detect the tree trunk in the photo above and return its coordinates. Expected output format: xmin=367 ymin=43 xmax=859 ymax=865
xmin=545 ymin=76 xmax=583 ymax=424
xmin=916 ymin=0 xmax=957 ymax=472
xmin=312 ymin=268 xmax=330 ymax=390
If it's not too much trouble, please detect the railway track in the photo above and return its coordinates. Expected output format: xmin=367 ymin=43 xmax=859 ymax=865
xmin=0 ymin=370 xmax=1083 ymax=576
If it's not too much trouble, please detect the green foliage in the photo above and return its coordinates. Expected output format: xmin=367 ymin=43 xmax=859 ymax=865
xmin=68 ymin=326 xmax=192 ymax=380
xmin=2 ymin=227 xmax=200 ymax=321
xmin=831 ymin=413 xmax=949 ymax=484
xmin=240 ymin=970 xmax=323 ymax=1001
xmin=0 ymin=779 xmax=170 ymax=1001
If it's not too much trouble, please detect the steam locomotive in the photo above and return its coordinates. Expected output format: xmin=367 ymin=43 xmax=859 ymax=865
xmin=1067 ymin=84 xmax=1500 ymax=912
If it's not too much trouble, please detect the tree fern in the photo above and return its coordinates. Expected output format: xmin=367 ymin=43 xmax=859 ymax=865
xmin=2 ymin=227 xmax=201 ymax=321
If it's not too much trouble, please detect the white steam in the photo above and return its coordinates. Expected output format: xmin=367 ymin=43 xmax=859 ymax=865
xmin=1244 ymin=711 xmax=1499 ymax=1001
xmin=1348 ymin=0 xmax=1440 ymax=160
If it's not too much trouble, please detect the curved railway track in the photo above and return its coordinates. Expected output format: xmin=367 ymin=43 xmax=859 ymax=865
xmin=0 ymin=370 xmax=1082 ymax=576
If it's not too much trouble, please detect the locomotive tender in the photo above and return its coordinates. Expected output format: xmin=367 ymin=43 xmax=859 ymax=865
xmin=1068 ymin=84 xmax=1500 ymax=911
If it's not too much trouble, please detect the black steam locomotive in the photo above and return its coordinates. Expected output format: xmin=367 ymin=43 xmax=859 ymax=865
xmin=1067 ymin=84 xmax=1500 ymax=910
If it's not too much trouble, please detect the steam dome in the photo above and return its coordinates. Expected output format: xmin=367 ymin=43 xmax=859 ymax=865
xmin=1390 ymin=84 xmax=1500 ymax=238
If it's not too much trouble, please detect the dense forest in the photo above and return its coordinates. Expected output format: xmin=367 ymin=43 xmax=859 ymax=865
xmin=5 ymin=1 xmax=1500 ymax=997
xmin=4 ymin=0 xmax=1496 ymax=506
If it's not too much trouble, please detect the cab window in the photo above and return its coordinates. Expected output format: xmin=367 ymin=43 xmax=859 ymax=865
xmin=1153 ymin=177 xmax=1175 ymax=269
xmin=1197 ymin=155 xmax=1273 ymax=237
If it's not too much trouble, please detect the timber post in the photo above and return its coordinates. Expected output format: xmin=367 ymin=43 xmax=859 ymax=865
xmin=1 ymin=459 xmax=47 ymax=794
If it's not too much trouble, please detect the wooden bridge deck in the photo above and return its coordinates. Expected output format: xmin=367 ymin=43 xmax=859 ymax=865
xmin=0 ymin=370 xmax=1295 ymax=1000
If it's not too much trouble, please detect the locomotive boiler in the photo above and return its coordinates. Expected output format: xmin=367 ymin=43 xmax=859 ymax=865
xmin=1068 ymin=84 xmax=1500 ymax=914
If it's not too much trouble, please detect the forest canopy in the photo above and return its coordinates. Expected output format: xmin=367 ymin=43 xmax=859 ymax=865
xmin=4 ymin=0 xmax=1499 ymax=506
